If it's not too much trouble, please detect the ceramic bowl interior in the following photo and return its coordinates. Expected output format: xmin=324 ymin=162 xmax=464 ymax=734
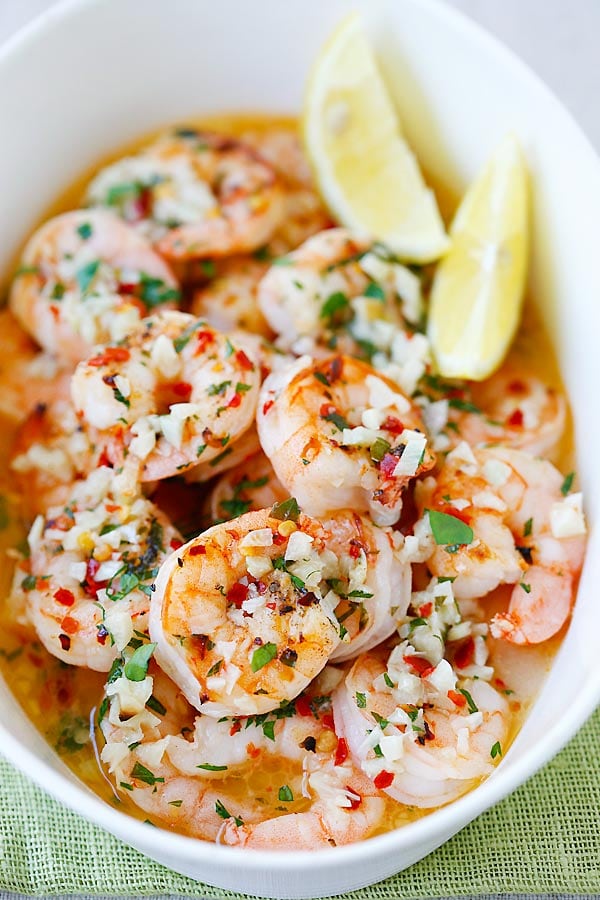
xmin=0 ymin=0 xmax=599 ymax=897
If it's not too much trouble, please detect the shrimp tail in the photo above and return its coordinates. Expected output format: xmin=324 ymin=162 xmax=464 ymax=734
xmin=490 ymin=565 xmax=574 ymax=644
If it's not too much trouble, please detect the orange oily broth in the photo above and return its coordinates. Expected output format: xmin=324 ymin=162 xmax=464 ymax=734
xmin=0 ymin=113 xmax=571 ymax=840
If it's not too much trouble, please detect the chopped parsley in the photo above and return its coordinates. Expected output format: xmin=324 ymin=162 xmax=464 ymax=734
xmin=124 ymin=642 xmax=156 ymax=681
xmin=561 ymin=472 xmax=575 ymax=495
xmin=215 ymin=799 xmax=243 ymax=826
xmin=269 ymin=497 xmax=301 ymax=522
xmin=278 ymin=785 xmax=293 ymax=802
xmin=490 ymin=741 xmax=503 ymax=759
xmin=131 ymin=762 xmax=164 ymax=786
xmin=428 ymin=509 xmax=473 ymax=548
xmin=458 ymin=689 xmax=479 ymax=715
xmin=76 ymin=259 xmax=100 ymax=294
xmin=138 ymin=272 xmax=180 ymax=308
xmin=251 ymin=642 xmax=278 ymax=672
xmin=76 ymin=222 xmax=93 ymax=240
xmin=320 ymin=291 xmax=350 ymax=325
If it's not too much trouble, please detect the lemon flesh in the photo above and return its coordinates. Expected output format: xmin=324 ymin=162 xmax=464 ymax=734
xmin=303 ymin=14 xmax=449 ymax=263
xmin=428 ymin=136 xmax=529 ymax=381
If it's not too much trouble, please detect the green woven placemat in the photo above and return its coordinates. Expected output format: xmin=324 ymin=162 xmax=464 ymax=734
xmin=1 ymin=707 xmax=599 ymax=898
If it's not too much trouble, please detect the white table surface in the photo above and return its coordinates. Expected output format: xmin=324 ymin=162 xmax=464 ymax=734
xmin=0 ymin=1 xmax=597 ymax=898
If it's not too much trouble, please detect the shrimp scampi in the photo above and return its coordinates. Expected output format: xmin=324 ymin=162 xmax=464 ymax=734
xmin=100 ymin=662 xmax=383 ymax=846
xmin=71 ymin=311 xmax=261 ymax=482
xmin=333 ymin=578 xmax=510 ymax=807
xmin=10 ymin=467 xmax=181 ymax=670
xmin=86 ymin=129 xmax=285 ymax=260
xmin=10 ymin=210 xmax=180 ymax=363
xmin=258 ymin=354 xmax=436 ymax=525
xmin=415 ymin=443 xmax=586 ymax=643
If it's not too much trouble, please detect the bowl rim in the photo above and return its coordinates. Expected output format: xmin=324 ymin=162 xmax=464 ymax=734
xmin=0 ymin=0 xmax=599 ymax=878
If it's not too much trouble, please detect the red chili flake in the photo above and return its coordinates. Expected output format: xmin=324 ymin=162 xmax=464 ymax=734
xmin=235 ymin=349 xmax=254 ymax=371
xmin=28 ymin=652 xmax=44 ymax=669
xmin=494 ymin=677 xmax=507 ymax=689
xmin=60 ymin=616 xmax=79 ymax=635
xmin=194 ymin=330 xmax=215 ymax=355
xmin=227 ymin=393 xmax=242 ymax=409
xmin=58 ymin=634 xmax=71 ymax=651
xmin=54 ymin=588 xmax=75 ymax=607
xmin=246 ymin=742 xmax=261 ymax=759
xmin=229 ymin=721 xmax=242 ymax=736
xmin=227 ymin=582 xmax=249 ymax=608
xmin=334 ymin=737 xmax=349 ymax=766
xmin=48 ymin=513 xmax=74 ymax=531
xmin=266 ymin=602 xmax=277 ymax=610
xmin=319 ymin=403 xmax=338 ymax=418
xmin=320 ymin=713 xmax=335 ymax=731
xmin=345 ymin=787 xmax=362 ymax=810
xmin=262 ymin=399 xmax=274 ymax=416
xmin=172 ymin=381 xmax=193 ymax=399
xmin=118 ymin=281 xmax=136 ymax=294
xmin=418 ymin=602 xmax=433 ymax=618
xmin=454 ymin=636 xmax=475 ymax=669
xmin=508 ymin=379 xmax=527 ymax=395
xmin=97 ymin=629 xmax=109 ymax=646
xmin=380 ymin=453 xmax=398 ymax=478
xmin=105 ymin=503 xmax=120 ymax=513
xmin=403 ymin=655 xmax=435 ymax=678
xmin=374 ymin=770 xmax=394 ymax=790
xmin=295 ymin=696 xmax=313 ymax=717
xmin=88 ymin=347 xmax=131 ymax=367
xmin=84 ymin=559 xmax=107 ymax=599
xmin=447 ymin=690 xmax=467 ymax=708
xmin=382 ymin=416 xmax=404 ymax=435
xmin=272 ymin=531 xmax=287 ymax=545
xmin=439 ymin=504 xmax=471 ymax=526
xmin=507 ymin=408 xmax=524 ymax=427
xmin=189 ymin=544 xmax=207 ymax=556
xmin=348 ymin=539 xmax=364 ymax=559
xmin=320 ymin=356 xmax=343 ymax=385
xmin=35 ymin=578 xmax=48 ymax=591
xmin=170 ymin=538 xmax=183 ymax=550
xmin=49 ymin=304 xmax=61 ymax=322
xmin=97 ymin=448 xmax=113 ymax=468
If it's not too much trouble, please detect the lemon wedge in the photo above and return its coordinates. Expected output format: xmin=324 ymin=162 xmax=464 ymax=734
xmin=303 ymin=14 xmax=449 ymax=263
xmin=428 ymin=136 xmax=529 ymax=380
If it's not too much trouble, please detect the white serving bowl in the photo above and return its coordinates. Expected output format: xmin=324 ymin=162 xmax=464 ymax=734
xmin=0 ymin=0 xmax=599 ymax=897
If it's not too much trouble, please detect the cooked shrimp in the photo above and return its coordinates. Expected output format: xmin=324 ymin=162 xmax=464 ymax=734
xmin=241 ymin=127 xmax=333 ymax=254
xmin=445 ymin=365 xmax=566 ymax=460
xmin=0 ymin=309 xmax=73 ymax=424
xmin=100 ymin=660 xmax=382 ymax=845
xmin=10 ymin=467 xmax=181 ymax=670
xmin=333 ymin=647 xmax=508 ymax=808
xmin=257 ymin=228 xmax=423 ymax=356
xmin=207 ymin=450 xmax=288 ymax=524
xmin=149 ymin=508 xmax=344 ymax=716
xmin=10 ymin=382 xmax=96 ymax=520
xmin=85 ymin=129 xmax=284 ymax=260
xmin=9 ymin=210 xmax=180 ymax=363
xmin=324 ymin=511 xmax=411 ymax=663
xmin=71 ymin=311 xmax=261 ymax=482
xmin=333 ymin=578 xmax=508 ymax=807
xmin=257 ymin=355 xmax=436 ymax=525
xmin=223 ymin=762 xmax=383 ymax=849
xmin=415 ymin=443 xmax=586 ymax=643
xmin=191 ymin=257 xmax=273 ymax=337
